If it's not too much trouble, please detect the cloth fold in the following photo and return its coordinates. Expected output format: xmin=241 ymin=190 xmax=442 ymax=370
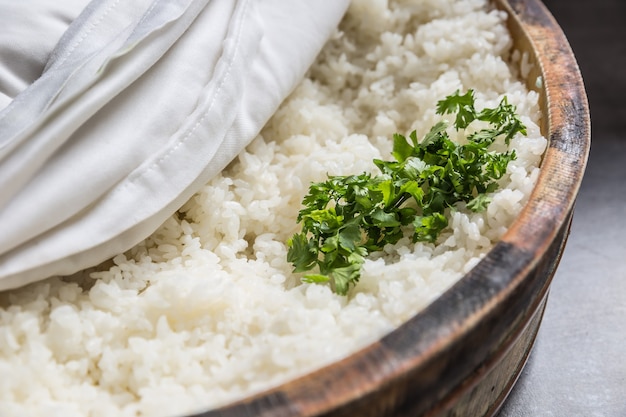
xmin=0 ymin=0 xmax=350 ymax=290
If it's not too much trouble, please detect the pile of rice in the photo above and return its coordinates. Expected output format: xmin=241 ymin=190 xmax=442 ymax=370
xmin=0 ymin=1 xmax=547 ymax=416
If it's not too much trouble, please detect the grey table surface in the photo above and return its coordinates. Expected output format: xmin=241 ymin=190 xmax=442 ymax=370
xmin=498 ymin=0 xmax=626 ymax=416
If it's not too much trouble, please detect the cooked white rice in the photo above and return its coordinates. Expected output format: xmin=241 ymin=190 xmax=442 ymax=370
xmin=0 ymin=1 xmax=547 ymax=416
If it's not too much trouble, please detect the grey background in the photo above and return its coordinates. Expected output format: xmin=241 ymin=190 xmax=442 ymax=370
xmin=498 ymin=0 xmax=626 ymax=415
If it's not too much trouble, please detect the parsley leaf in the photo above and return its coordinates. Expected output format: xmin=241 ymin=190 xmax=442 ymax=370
xmin=287 ymin=90 xmax=526 ymax=295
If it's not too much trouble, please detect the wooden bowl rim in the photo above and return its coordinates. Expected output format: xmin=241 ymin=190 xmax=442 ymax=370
xmin=197 ymin=0 xmax=591 ymax=416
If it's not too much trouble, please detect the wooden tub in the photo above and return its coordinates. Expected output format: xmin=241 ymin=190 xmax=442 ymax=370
xmin=193 ymin=1 xmax=591 ymax=415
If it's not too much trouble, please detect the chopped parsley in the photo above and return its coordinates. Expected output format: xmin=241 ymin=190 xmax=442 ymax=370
xmin=287 ymin=90 xmax=526 ymax=295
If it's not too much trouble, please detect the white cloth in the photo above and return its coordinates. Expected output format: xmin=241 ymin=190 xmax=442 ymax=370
xmin=0 ymin=0 xmax=350 ymax=290
xmin=0 ymin=0 xmax=91 ymax=110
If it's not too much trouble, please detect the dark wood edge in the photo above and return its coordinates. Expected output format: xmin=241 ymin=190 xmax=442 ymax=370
xmin=420 ymin=207 xmax=574 ymax=417
xmin=485 ymin=293 xmax=548 ymax=417
xmin=193 ymin=1 xmax=591 ymax=416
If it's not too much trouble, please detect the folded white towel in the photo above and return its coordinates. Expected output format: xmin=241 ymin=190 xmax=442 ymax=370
xmin=0 ymin=0 xmax=350 ymax=290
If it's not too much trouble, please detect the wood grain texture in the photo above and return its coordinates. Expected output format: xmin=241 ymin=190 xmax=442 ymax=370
xmin=190 ymin=1 xmax=591 ymax=416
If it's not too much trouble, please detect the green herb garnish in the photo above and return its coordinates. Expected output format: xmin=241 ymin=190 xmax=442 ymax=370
xmin=287 ymin=90 xmax=526 ymax=295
